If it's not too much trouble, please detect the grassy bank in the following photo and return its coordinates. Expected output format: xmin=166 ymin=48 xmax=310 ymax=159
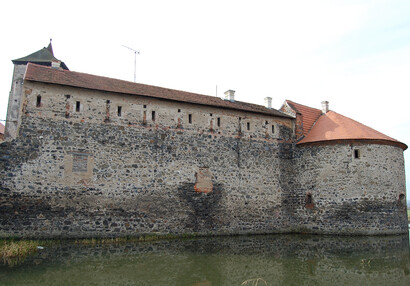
xmin=0 ymin=239 xmax=56 ymax=266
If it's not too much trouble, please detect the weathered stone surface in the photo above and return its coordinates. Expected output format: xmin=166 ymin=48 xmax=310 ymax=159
xmin=0 ymin=68 xmax=407 ymax=238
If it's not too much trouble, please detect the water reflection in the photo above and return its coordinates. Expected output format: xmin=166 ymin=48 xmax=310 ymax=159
xmin=1 ymin=234 xmax=409 ymax=285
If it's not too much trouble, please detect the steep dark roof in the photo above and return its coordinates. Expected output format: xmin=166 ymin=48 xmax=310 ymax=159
xmin=24 ymin=63 xmax=292 ymax=118
xmin=12 ymin=43 xmax=68 ymax=70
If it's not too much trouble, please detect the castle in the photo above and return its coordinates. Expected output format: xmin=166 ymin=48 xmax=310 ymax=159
xmin=0 ymin=43 xmax=407 ymax=238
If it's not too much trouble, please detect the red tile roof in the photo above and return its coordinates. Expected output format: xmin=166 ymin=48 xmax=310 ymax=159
xmin=298 ymin=111 xmax=407 ymax=150
xmin=284 ymin=100 xmax=322 ymax=136
xmin=24 ymin=63 xmax=291 ymax=118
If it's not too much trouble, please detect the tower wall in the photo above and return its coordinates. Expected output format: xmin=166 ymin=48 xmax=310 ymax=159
xmin=293 ymin=143 xmax=408 ymax=234
xmin=4 ymin=64 xmax=26 ymax=139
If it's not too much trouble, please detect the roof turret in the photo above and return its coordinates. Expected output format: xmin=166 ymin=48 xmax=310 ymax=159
xmin=12 ymin=40 xmax=68 ymax=70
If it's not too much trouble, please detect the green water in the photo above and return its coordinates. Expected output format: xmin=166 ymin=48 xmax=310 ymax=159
xmin=1 ymin=234 xmax=409 ymax=285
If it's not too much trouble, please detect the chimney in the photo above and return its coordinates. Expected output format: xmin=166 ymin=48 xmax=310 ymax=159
xmin=321 ymin=101 xmax=329 ymax=114
xmin=264 ymin=97 xmax=272 ymax=109
xmin=51 ymin=60 xmax=61 ymax=69
xmin=224 ymin=90 xmax=235 ymax=102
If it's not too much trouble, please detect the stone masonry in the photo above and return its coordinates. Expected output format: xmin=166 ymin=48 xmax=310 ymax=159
xmin=0 ymin=58 xmax=407 ymax=238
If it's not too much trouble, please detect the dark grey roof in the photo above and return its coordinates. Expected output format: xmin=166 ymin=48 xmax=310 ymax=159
xmin=12 ymin=42 xmax=69 ymax=70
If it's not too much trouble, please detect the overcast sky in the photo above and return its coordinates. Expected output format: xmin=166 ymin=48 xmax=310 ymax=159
xmin=1 ymin=0 xmax=409 ymax=198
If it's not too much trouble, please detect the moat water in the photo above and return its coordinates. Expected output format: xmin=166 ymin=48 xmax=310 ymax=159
xmin=1 ymin=233 xmax=410 ymax=286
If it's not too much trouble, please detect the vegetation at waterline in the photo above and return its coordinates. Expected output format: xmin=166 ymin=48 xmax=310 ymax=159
xmin=74 ymin=233 xmax=197 ymax=245
xmin=241 ymin=278 xmax=268 ymax=286
xmin=1 ymin=233 xmax=199 ymax=266
xmin=0 ymin=239 xmax=57 ymax=266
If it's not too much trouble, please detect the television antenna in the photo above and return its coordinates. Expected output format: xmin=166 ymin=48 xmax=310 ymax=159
xmin=122 ymin=45 xmax=140 ymax=82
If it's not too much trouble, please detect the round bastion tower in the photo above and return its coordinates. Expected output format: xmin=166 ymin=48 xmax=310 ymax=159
xmin=283 ymin=100 xmax=408 ymax=235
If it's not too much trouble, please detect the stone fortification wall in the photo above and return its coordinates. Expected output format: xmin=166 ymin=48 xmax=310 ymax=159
xmin=0 ymin=77 xmax=407 ymax=237
xmin=292 ymin=143 xmax=408 ymax=235
xmin=0 ymin=80 xmax=295 ymax=238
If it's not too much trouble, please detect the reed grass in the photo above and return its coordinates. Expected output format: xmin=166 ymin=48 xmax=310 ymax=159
xmin=0 ymin=239 xmax=55 ymax=266
xmin=74 ymin=233 xmax=198 ymax=245
xmin=241 ymin=278 xmax=268 ymax=286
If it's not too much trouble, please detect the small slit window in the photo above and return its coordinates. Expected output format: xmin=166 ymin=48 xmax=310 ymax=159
xmin=217 ymin=117 xmax=221 ymax=127
xmin=271 ymin=125 xmax=275 ymax=133
xmin=398 ymin=193 xmax=406 ymax=208
xmin=36 ymin=95 xmax=41 ymax=107
xmin=306 ymin=194 xmax=312 ymax=204
xmin=143 ymin=105 xmax=147 ymax=109
xmin=354 ymin=149 xmax=360 ymax=159
xmin=399 ymin=193 xmax=405 ymax=202
xmin=117 ymin=106 xmax=122 ymax=117
xmin=305 ymin=193 xmax=314 ymax=209
xmin=247 ymin=122 xmax=250 ymax=131
xmin=76 ymin=101 xmax=81 ymax=112
xmin=188 ymin=114 xmax=192 ymax=124
xmin=178 ymin=109 xmax=181 ymax=113
xmin=152 ymin=111 xmax=156 ymax=121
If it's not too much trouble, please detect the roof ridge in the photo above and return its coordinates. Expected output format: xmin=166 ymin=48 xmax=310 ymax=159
xmin=285 ymin=99 xmax=321 ymax=113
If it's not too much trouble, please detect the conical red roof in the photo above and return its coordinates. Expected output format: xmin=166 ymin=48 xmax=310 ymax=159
xmin=298 ymin=111 xmax=407 ymax=150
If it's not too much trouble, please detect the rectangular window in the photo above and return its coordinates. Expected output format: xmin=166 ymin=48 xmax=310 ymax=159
xmin=354 ymin=149 xmax=360 ymax=159
xmin=188 ymin=114 xmax=192 ymax=124
xmin=247 ymin=122 xmax=250 ymax=131
xmin=143 ymin=104 xmax=147 ymax=109
xmin=178 ymin=109 xmax=181 ymax=113
xmin=152 ymin=111 xmax=156 ymax=121
xmin=217 ymin=117 xmax=221 ymax=127
xmin=76 ymin=101 xmax=81 ymax=112
xmin=271 ymin=125 xmax=275 ymax=133
xmin=117 ymin=106 xmax=122 ymax=117
xmin=36 ymin=95 xmax=41 ymax=107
